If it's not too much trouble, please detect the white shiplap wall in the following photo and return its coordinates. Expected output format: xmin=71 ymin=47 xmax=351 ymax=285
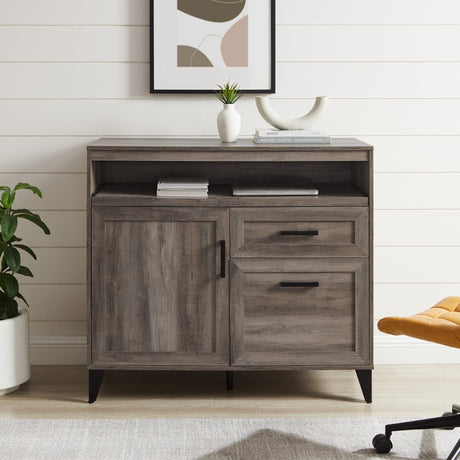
xmin=1 ymin=0 xmax=460 ymax=364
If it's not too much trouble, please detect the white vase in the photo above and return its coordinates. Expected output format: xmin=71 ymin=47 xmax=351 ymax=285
xmin=0 ymin=308 xmax=31 ymax=395
xmin=217 ymin=103 xmax=241 ymax=143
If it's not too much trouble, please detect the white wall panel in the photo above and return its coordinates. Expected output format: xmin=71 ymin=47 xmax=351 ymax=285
xmin=4 ymin=62 xmax=460 ymax=100
xmin=277 ymin=62 xmax=460 ymax=99
xmin=374 ymin=284 xmax=460 ymax=318
xmin=375 ymin=247 xmax=460 ymax=283
xmin=369 ymin=137 xmax=460 ymax=173
xmin=0 ymin=174 xmax=85 ymax=210
xmin=21 ymin=248 xmax=85 ymax=285
xmin=375 ymin=210 xmax=460 ymax=246
xmin=0 ymin=63 xmax=149 ymax=99
xmin=277 ymin=0 xmax=460 ymax=25
xmin=278 ymin=26 xmax=460 ymax=62
xmin=0 ymin=26 xmax=148 ymax=62
xmin=22 ymin=285 xmax=86 ymax=321
xmin=1 ymin=100 xmax=459 ymax=136
xmin=375 ymin=173 xmax=460 ymax=209
xmin=18 ymin=211 xmax=86 ymax=247
xmin=2 ymin=0 xmax=459 ymax=26
xmin=2 ymin=26 xmax=460 ymax=63
xmin=0 ymin=0 xmax=148 ymax=25
xmin=0 ymin=137 xmax=88 ymax=173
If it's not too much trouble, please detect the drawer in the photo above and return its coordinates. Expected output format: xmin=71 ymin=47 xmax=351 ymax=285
xmin=230 ymin=259 xmax=371 ymax=367
xmin=230 ymin=207 xmax=368 ymax=258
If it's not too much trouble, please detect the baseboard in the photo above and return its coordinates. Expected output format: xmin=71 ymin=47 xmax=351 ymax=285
xmin=29 ymin=336 xmax=460 ymax=365
xmin=30 ymin=336 xmax=87 ymax=365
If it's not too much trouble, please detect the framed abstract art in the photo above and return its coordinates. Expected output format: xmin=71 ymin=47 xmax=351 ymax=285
xmin=150 ymin=0 xmax=275 ymax=94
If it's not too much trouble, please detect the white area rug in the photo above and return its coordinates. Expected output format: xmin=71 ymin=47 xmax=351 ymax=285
xmin=0 ymin=418 xmax=457 ymax=459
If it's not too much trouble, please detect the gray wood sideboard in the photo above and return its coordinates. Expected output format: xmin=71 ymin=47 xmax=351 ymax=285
xmin=87 ymin=138 xmax=374 ymax=403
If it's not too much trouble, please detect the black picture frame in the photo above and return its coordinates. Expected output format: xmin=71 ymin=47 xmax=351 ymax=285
xmin=150 ymin=0 xmax=276 ymax=94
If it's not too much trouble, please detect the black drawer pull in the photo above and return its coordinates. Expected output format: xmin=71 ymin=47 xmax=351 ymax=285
xmin=280 ymin=282 xmax=319 ymax=288
xmin=220 ymin=240 xmax=226 ymax=278
xmin=279 ymin=230 xmax=319 ymax=236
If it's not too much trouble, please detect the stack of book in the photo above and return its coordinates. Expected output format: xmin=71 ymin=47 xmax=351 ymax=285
xmin=254 ymin=128 xmax=331 ymax=144
xmin=156 ymin=177 xmax=209 ymax=198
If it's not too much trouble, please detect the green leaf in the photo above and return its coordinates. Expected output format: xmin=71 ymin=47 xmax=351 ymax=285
xmin=0 ymin=273 xmax=19 ymax=298
xmin=17 ymin=266 xmax=33 ymax=277
xmin=15 ymin=213 xmax=50 ymax=235
xmin=13 ymin=182 xmax=43 ymax=198
xmin=15 ymin=292 xmax=29 ymax=307
xmin=14 ymin=244 xmax=37 ymax=260
xmin=5 ymin=246 xmax=20 ymax=272
xmin=11 ymin=208 xmax=34 ymax=215
xmin=1 ymin=189 xmax=16 ymax=209
xmin=1 ymin=214 xmax=18 ymax=242
xmin=1 ymin=254 xmax=7 ymax=272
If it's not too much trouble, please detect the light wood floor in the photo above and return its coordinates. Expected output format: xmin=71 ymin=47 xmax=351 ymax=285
xmin=0 ymin=365 xmax=458 ymax=419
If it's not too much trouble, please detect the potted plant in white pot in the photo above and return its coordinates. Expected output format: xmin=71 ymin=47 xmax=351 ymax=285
xmin=215 ymin=81 xmax=242 ymax=143
xmin=0 ymin=183 xmax=50 ymax=395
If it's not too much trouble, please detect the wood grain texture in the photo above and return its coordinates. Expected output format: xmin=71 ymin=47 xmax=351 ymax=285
xmin=230 ymin=259 xmax=370 ymax=367
xmin=230 ymin=207 xmax=368 ymax=258
xmin=93 ymin=184 xmax=368 ymax=208
xmin=88 ymin=139 xmax=372 ymax=376
xmin=91 ymin=207 xmax=229 ymax=368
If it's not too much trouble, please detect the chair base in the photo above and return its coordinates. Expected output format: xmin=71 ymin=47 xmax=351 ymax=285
xmin=373 ymin=405 xmax=460 ymax=459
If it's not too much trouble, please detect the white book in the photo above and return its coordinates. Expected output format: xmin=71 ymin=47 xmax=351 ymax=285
xmin=254 ymin=136 xmax=331 ymax=144
xmin=233 ymin=185 xmax=319 ymax=196
xmin=157 ymin=177 xmax=209 ymax=190
xmin=157 ymin=189 xmax=208 ymax=197
xmin=255 ymin=128 xmax=326 ymax=137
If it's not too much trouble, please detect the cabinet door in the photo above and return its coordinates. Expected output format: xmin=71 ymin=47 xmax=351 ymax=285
xmin=230 ymin=259 xmax=371 ymax=367
xmin=91 ymin=207 xmax=229 ymax=368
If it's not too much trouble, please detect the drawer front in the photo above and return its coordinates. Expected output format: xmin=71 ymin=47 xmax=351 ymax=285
xmin=230 ymin=259 xmax=371 ymax=367
xmin=230 ymin=207 xmax=368 ymax=258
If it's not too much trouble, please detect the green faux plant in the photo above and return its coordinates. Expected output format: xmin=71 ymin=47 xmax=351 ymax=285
xmin=0 ymin=183 xmax=50 ymax=320
xmin=214 ymin=81 xmax=241 ymax=104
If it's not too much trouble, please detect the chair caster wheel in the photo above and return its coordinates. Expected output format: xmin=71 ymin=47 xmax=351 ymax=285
xmin=372 ymin=434 xmax=393 ymax=454
xmin=442 ymin=412 xmax=456 ymax=430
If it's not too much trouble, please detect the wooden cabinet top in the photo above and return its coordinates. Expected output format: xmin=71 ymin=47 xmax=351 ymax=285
xmin=87 ymin=138 xmax=373 ymax=162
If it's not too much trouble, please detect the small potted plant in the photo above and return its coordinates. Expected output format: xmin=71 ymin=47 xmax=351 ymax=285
xmin=215 ymin=81 xmax=242 ymax=143
xmin=0 ymin=183 xmax=50 ymax=395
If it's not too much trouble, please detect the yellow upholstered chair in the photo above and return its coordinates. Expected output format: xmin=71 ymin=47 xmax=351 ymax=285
xmin=373 ymin=297 xmax=460 ymax=460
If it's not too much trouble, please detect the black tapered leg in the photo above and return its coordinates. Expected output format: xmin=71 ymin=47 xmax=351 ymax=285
xmin=448 ymin=437 xmax=460 ymax=460
xmin=226 ymin=371 xmax=233 ymax=390
xmin=355 ymin=369 xmax=372 ymax=403
xmin=88 ymin=370 xmax=105 ymax=403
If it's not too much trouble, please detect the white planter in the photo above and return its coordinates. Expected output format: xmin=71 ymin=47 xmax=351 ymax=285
xmin=217 ymin=104 xmax=241 ymax=143
xmin=0 ymin=308 xmax=30 ymax=395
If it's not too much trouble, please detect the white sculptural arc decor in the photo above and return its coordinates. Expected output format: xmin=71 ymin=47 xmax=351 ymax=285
xmin=255 ymin=96 xmax=328 ymax=130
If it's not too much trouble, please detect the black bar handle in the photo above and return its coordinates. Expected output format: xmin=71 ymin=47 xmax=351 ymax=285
xmin=280 ymin=282 xmax=319 ymax=288
xmin=220 ymin=240 xmax=226 ymax=278
xmin=279 ymin=230 xmax=319 ymax=236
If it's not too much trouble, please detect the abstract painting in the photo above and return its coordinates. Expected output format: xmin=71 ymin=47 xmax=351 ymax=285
xmin=150 ymin=0 xmax=275 ymax=93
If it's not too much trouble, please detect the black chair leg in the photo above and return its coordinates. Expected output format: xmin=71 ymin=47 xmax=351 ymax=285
xmin=385 ymin=413 xmax=460 ymax=437
xmin=448 ymin=438 xmax=460 ymax=460
xmin=374 ymin=413 xmax=460 ymax=455
xmin=88 ymin=370 xmax=105 ymax=403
